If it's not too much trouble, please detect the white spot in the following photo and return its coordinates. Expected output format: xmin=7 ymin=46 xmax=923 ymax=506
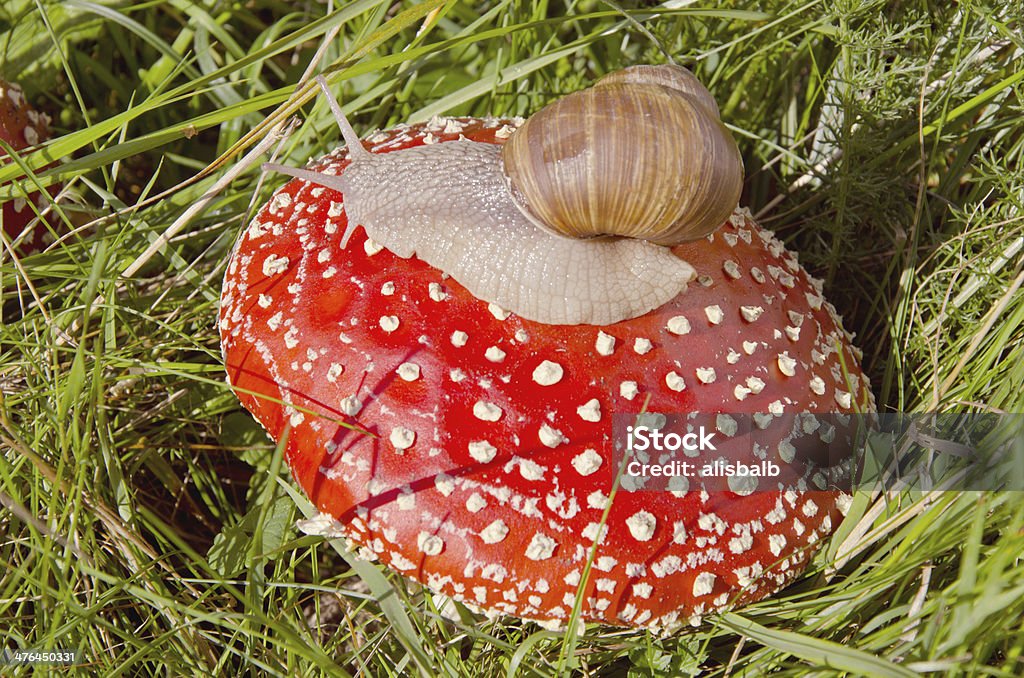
xmin=468 ymin=440 xmax=497 ymax=463
xmin=381 ymin=281 xmax=395 ymax=296
xmin=596 ymin=331 xmax=616 ymax=355
xmin=262 ymin=254 xmax=289 ymax=276
xmin=525 ymin=533 xmax=557 ymax=561
xmin=698 ymin=512 xmax=728 ymax=535
xmin=835 ymin=389 xmax=853 ymax=409
xmin=451 ymin=331 xmax=468 ymax=347
xmin=729 ymin=473 xmax=758 ymax=495
xmin=397 ymin=362 xmax=420 ymax=381
xmin=704 ymin=305 xmax=724 ymax=324
xmin=270 ymin=192 xmax=292 ymax=211
xmin=729 ymin=534 xmax=753 ymax=554
xmin=769 ymin=533 xmax=787 ymax=557
xmin=785 ymin=325 xmax=801 ymax=341
xmin=326 ymin=363 xmax=344 ymax=383
xmin=480 ymin=520 xmax=509 ymax=544
xmin=466 ymin=493 xmax=486 ymax=513
xmin=778 ymin=440 xmax=796 ymax=463
xmin=434 ymin=474 xmax=455 ymax=496
xmin=626 ymin=511 xmax=657 ymax=542
xmin=538 ymin=424 xmax=566 ymax=448
xmin=809 ymin=375 xmax=826 ymax=395
xmin=746 ymin=376 xmax=766 ymax=394
xmin=473 ymin=401 xmax=502 ymax=422
xmin=532 ymin=360 xmax=564 ymax=386
xmin=481 ymin=563 xmax=507 ymax=583
xmin=716 ymin=414 xmax=738 ymax=436
xmin=777 ymin=352 xmax=798 ymax=377
xmin=692 ymin=572 xmax=716 ymax=597
xmin=587 ymin=490 xmax=609 ymax=509
xmin=267 ymin=312 xmax=284 ymax=331
xmin=488 ymin=303 xmax=511 ymax=320
xmin=390 ymin=427 xmax=415 ymax=451
xmin=517 ymin=457 xmax=546 ymax=481
xmin=673 ymin=521 xmax=688 ymax=544
xmin=620 ymin=381 xmax=639 ymax=400
xmin=652 ymin=555 xmax=682 ymax=578
xmin=742 ymin=341 xmax=758 ymax=355
xmin=734 ymin=385 xmax=751 ymax=401
xmin=428 ymin=282 xmax=448 ymax=301
xmin=836 ymin=493 xmax=853 ymax=516
xmin=257 ymin=294 xmax=272 ymax=308
xmin=449 ymin=368 xmax=466 ymax=382
xmin=765 ymin=502 xmax=786 ymax=525
xmin=740 ymin=306 xmax=764 ymax=322
xmin=633 ymin=338 xmax=653 ymax=354
xmin=582 ymin=522 xmax=608 ymax=542
xmin=666 ymin=315 xmax=691 ymax=335
xmin=723 ymin=261 xmax=741 ymax=279
xmin=340 ymin=395 xmax=362 ymax=416
xmin=379 ymin=315 xmax=400 ymax=333
xmin=364 ymin=239 xmax=384 ymax=256
xmin=572 ymin=449 xmax=602 ymax=476
xmin=417 ymin=532 xmax=444 ymax=556
xmin=485 ymin=346 xmax=506 ymax=362
xmin=633 ymin=583 xmax=653 ymax=599
xmin=768 ymin=399 xmax=784 ymax=415
xmin=576 ymin=399 xmax=601 ymax=422
xmin=696 ymin=367 xmax=717 ymax=384
xmin=666 ymin=371 xmax=686 ymax=392
xmin=396 ymin=490 xmax=416 ymax=510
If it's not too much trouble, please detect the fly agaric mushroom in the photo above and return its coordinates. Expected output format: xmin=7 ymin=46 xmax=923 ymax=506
xmin=1 ymin=79 xmax=56 ymax=252
xmin=220 ymin=68 xmax=872 ymax=631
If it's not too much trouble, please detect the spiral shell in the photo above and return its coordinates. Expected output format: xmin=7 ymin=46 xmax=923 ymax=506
xmin=500 ymin=64 xmax=743 ymax=246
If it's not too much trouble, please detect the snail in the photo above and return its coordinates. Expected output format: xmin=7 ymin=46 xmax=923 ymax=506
xmin=265 ymin=64 xmax=743 ymax=325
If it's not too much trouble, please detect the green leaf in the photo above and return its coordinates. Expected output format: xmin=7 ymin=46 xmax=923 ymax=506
xmin=718 ymin=613 xmax=917 ymax=678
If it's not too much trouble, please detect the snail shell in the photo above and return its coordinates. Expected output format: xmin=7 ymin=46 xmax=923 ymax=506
xmin=501 ymin=64 xmax=743 ymax=246
xmin=265 ymin=68 xmax=742 ymax=326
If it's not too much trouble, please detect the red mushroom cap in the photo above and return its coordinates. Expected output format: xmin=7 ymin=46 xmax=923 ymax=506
xmin=1 ymin=79 xmax=56 ymax=252
xmin=219 ymin=118 xmax=873 ymax=631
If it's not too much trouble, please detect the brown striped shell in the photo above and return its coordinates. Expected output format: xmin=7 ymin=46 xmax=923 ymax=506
xmin=500 ymin=65 xmax=743 ymax=246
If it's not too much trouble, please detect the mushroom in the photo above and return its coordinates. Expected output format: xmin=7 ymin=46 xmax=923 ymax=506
xmin=219 ymin=68 xmax=873 ymax=631
xmin=0 ymin=79 xmax=56 ymax=252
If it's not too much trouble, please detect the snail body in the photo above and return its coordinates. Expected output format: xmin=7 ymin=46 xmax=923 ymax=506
xmin=266 ymin=66 xmax=742 ymax=325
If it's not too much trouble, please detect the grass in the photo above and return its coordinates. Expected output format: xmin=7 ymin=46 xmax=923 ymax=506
xmin=1 ymin=0 xmax=1023 ymax=675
